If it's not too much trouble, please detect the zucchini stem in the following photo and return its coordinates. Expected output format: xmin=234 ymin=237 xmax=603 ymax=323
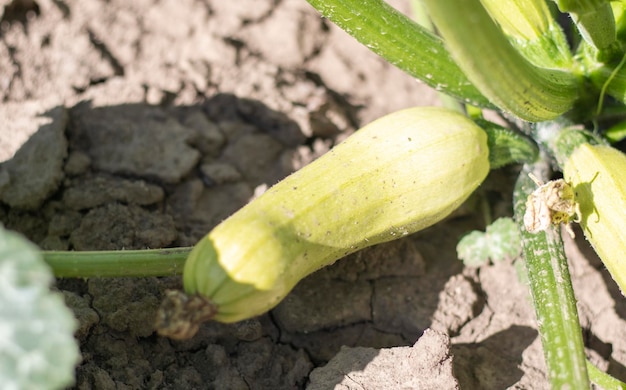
xmin=42 ymin=247 xmax=191 ymax=278
xmin=514 ymin=163 xmax=589 ymax=388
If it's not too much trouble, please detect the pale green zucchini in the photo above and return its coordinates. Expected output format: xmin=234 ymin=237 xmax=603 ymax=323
xmin=564 ymin=144 xmax=626 ymax=293
xmin=168 ymin=107 xmax=489 ymax=331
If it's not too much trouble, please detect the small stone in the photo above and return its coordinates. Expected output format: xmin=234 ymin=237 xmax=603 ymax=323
xmin=71 ymin=103 xmax=200 ymax=183
xmin=69 ymin=203 xmax=177 ymax=250
xmin=39 ymin=235 xmax=69 ymax=251
xmin=48 ymin=210 xmax=83 ymax=236
xmin=0 ymin=106 xmax=68 ymax=209
xmin=64 ymin=151 xmax=91 ymax=176
xmin=200 ymin=162 xmax=242 ymax=185
xmin=272 ymin=276 xmax=372 ymax=333
xmin=62 ymin=290 xmax=100 ymax=342
xmin=62 ymin=175 xmax=164 ymax=210
xmin=182 ymin=110 xmax=225 ymax=157
xmin=221 ymin=133 xmax=284 ymax=186
xmin=237 ymin=98 xmax=306 ymax=147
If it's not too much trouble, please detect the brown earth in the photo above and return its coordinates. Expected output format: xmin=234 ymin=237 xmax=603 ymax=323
xmin=1 ymin=0 xmax=626 ymax=389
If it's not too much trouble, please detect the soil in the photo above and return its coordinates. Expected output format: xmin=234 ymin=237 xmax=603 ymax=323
xmin=2 ymin=0 xmax=626 ymax=389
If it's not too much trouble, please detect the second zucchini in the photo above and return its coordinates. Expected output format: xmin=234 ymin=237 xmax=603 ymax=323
xmin=158 ymin=107 xmax=490 ymax=337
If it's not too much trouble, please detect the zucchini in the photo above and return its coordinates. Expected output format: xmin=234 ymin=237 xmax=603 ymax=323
xmin=564 ymin=143 xmax=626 ymax=293
xmin=157 ymin=107 xmax=489 ymax=338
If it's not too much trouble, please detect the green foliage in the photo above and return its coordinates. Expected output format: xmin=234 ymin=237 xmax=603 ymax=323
xmin=0 ymin=226 xmax=80 ymax=390
xmin=476 ymin=119 xmax=539 ymax=168
xmin=457 ymin=218 xmax=521 ymax=267
xmin=605 ymin=120 xmax=626 ymax=143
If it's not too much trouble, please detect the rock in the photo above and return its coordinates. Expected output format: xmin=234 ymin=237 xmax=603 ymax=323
xmin=181 ymin=109 xmax=225 ymax=157
xmin=64 ymin=151 xmax=92 ymax=176
xmin=88 ymin=278 xmax=161 ymax=338
xmin=221 ymin=132 xmax=284 ymax=186
xmin=70 ymin=103 xmax=200 ymax=183
xmin=234 ymin=337 xmax=312 ymax=389
xmin=48 ymin=210 xmax=83 ymax=236
xmin=204 ymin=93 xmax=306 ymax=147
xmin=62 ymin=290 xmax=100 ymax=342
xmin=236 ymin=97 xmax=306 ymax=147
xmin=0 ymin=106 xmax=68 ymax=209
xmin=199 ymin=162 xmax=242 ymax=185
xmin=308 ymin=329 xmax=458 ymax=390
xmin=273 ymin=276 xmax=372 ymax=333
xmin=69 ymin=203 xmax=177 ymax=250
xmin=62 ymin=175 xmax=164 ymax=210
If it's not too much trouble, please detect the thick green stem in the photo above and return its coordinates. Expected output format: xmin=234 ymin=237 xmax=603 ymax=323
xmin=514 ymin=163 xmax=589 ymax=388
xmin=409 ymin=0 xmax=465 ymax=113
xmin=43 ymin=247 xmax=191 ymax=278
xmin=533 ymin=120 xmax=605 ymax=167
xmin=423 ymin=0 xmax=580 ymax=121
xmin=305 ymin=0 xmax=490 ymax=107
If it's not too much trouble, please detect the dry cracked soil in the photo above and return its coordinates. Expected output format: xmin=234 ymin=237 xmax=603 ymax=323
xmin=2 ymin=0 xmax=626 ymax=389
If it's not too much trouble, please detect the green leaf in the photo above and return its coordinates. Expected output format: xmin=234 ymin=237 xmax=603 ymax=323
xmin=476 ymin=119 xmax=539 ymax=168
xmin=0 ymin=226 xmax=80 ymax=390
xmin=457 ymin=231 xmax=490 ymax=267
xmin=457 ymin=217 xmax=521 ymax=266
xmin=605 ymin=120 xmax=626 ymax=143
xmin=486 ymin=218 xmax=522 ymax=262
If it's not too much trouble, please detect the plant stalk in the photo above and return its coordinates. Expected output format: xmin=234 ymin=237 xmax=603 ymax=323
xmin=305 ymin=0 xmax=491 ymax=107
xmin=514 ymin=163 xmax=589 ymax=388
xmin=43 ymin=247 xmax=191 ymax=278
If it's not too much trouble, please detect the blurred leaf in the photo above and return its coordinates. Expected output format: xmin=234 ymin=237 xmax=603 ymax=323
xmin=486 ymin=217 xmax=522 ymax=261
xmin=457 ymin=231 xmax=490 ymax=267
xmin=605 ymin=120 xmax=626 ymax=143
xmin=0 ymin=226 xmax=80 ymax=390
xmin=457 ymin=217 xmax=521 ymax=266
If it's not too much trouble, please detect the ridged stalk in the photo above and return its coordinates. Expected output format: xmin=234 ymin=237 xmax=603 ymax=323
xmin=42 ymin=248 xmax=190 ymax=277
xmin=514 ymin=163 xmax=589 ymax=388
xmin=305 ymin=0 xmax=490 ymax=107
xmin=423 ymin=0 xmax=580 ymax=121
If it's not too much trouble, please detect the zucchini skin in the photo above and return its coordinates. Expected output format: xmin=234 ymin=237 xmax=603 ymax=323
xmin=184 ymin=107 xmax=490 ymax=322
xmin=564 ymin=144 xmax=626 ymax=293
